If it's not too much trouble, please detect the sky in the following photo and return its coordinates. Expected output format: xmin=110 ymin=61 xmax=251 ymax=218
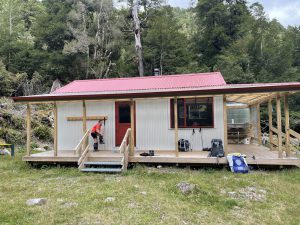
xmin=168 ymin=0 xmax=300 ymax=27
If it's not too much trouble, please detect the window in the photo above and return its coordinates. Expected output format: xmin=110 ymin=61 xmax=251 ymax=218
xmin=118 ymin=103 xmax=131 ymax=123
xmin=171 ymin=97 xmax=214 ymax=128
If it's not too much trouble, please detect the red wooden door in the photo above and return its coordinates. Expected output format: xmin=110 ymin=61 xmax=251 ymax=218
xmin=115 ymin=101 xmax=136 ymax=146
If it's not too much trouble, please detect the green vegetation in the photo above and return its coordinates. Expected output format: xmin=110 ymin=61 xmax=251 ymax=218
xmin=0 ymin=98 xmax=53 ymax=146
xmin=0 ymin=155 xmax=300 ymax=225
xmin=33 ymin=125 xmax=53 ymax=141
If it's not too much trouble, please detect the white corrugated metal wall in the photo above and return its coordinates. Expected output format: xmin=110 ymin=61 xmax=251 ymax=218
xmin=57 ymin=96 xmax=224 ymax=151
xmin=135 ymin=96 xmax=224 ymax=151
xmin=57 ymin=102 xmax=84 ymax=150
xmin=57 ymin=101 xmax=116 ymax=151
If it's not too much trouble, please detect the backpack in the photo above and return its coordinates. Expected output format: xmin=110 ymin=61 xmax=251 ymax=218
xmin=209 ymin=139 xmax=224 ymax=157
xmin=178 ymin=139 xmax=190 ymax=152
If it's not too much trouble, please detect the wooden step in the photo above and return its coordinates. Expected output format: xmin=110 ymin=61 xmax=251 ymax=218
xmin=83 ymin=161 xmax=122 ymax=166
xmin=80 ymin=168 xmax=122 ymax=173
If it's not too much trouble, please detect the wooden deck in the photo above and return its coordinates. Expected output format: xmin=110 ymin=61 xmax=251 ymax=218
xmin=23 ymin=144 xmax=300 ymax=167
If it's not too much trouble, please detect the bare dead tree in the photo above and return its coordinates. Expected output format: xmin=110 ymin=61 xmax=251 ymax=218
xmin=132 ymin=0 xmax=144 ymax=77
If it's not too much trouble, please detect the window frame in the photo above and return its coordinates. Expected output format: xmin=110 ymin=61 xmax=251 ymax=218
xmin=170 ymin=97 xmax=214 ymax=128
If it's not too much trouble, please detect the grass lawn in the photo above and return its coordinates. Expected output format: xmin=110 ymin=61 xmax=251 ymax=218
xmin=0 ymin=154 xmax=300 ymax=225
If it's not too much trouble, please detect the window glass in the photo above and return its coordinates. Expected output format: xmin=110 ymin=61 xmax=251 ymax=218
xmin=171 ymin=97 xmax=213 ymax=128
xmin=119 ymin=104 xmax=131 ymax=123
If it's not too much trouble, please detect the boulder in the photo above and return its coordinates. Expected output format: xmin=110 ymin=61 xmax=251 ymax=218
xmin=26 ymin=198 xmax=47 ymax=206
xmin=176 ymin=182 xmax=196 ymax=194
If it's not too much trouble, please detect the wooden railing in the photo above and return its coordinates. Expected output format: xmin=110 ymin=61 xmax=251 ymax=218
xmin=74 ymin=129 xmax=90 ymax=156
xmin=119 ymin=128 xmax=131 ymax=172
xmin=78 ymin=144 xmax=90 ymax=169
xmin=269 ymin=126 xmax=300 ymax=152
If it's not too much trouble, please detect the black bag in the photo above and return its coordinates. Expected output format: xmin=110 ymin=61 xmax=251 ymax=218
xmin=178 ymin=139 xmax=190 ymax=152
xmin=210 ymin=139 xmax=224 ymax=157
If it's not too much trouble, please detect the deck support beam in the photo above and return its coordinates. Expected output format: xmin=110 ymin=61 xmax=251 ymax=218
xmin=83 ymin=100 xmax=87 ymax=133
xmin=174 ymin=97 xmax=179 ymax=157
xmin=268 ymin=99 xmax=274 ymax=151
xmin=284 ymin=94 xmax=291 ymax=157
xmin=82 ymin=100 xmax=87 ymax=147
xmin=257 ymin=104 xmax=262 ymax=145
xmin=54 ymin=102 xmax=58 ymax=157
xmin=26 ymin=103 xmax=31 ymax=156
xmin=276 ymin=95 xmax=283 ymax=158
xmin=130 ymin=99 xmax=135 ymax=156
xmin=223 ymin=95 xmax=228 ymax=155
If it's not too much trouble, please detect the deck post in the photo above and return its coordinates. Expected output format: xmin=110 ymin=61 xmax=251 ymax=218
xmin=276 ymin=95 xmax=283 ymax=158
xmin=54 ymin=102 xmax=58 ymax=157
xmin=174 ymin=97 xmax=179 ymax=157
xmin=257 ymin=104 xmax=262 ymax=145
xmin=26 ymin=103 xmax=31 ymax=156
xmin=130 ymin=99 xmax=135 ymax=156
xmin=268 ymin=99 xmax=274 ymax=150
xmin=223 ymin=95 xmax=228 ymax=155
xmin=82 ymin=100 xmax=87 ymax=148
xmin=284 ymin=94 xmax=291 ymax=157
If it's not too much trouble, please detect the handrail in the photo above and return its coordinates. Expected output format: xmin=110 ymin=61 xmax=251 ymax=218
xmin=289 ymin=129 xmax=300 ymax=140
xmin=119 ymin=128 xmax=131 ymax=172
xmin=119 ymin=128 xmax=131 ymax=153
xmin=75 ymin=129 xmax=90 ymax=156
xmin=78 ymin=144 xmax=90 ymax=168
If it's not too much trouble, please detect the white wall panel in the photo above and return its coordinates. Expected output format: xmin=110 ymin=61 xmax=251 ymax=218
xmin=57 ymin=101 xmax=116 ymax=151
xmin=86 ymin=101 xmax=116 ymax=150
xmin=57 ymin=102 xmax=84 ymax=150
xmin=135 ymin=96 xmax=224 ymax=151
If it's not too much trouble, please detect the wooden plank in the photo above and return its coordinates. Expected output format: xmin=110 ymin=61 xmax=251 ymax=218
xmin=54 ymin=102 xmax=58 ymax=157
xmin=82 ymin=101 xmax=87 ymax=133
xmin=290 ymin=129 xmax=300 ymax=140
xmin=257 ymin=104 xmax=262 ymax=145
xmin=249 ymin=93 xmax=278 ymax=106
xmin=174 ymin=97 xmax=179 ymax=157
xmin=223 ymin=95 xmax=228 ymax=155
xmin=276 ymin=95 xmax=283 ymax=158
xmin=26 ymin=103 xmax=31 ymax=156
xmin=130 ymin=99 xmax=135 ymax=156
xmin=284 ymin=95 xmax=291 ymax=157
xmin=82 ymin=101 xmax=87 ymax=147
xmin=67 ymin=116 xmax=107 ymax=121
xmin=268 ymin=99 xmax=274 ymax=150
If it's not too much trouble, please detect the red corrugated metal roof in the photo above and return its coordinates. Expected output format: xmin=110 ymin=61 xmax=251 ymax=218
xmin=53 ymin=72 xmax=226 ymax=94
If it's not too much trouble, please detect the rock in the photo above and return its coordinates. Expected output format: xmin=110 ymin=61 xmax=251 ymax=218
xmin=227 ymin=186 xmax=267 ymax=201
xmin=157 ymin=165 xmax=162 ymax=169
xmin=227 ymin=191 xmax=237 ymax=198
xmin=26 ymin=198 xmax=47 ymax=206
xmin=177 ymin=182 xmax=196 ymax=194
xmin=104 ymin=197 xmax=115 ymax=202
xmin=140 ymin=191 xmax=147 ymax=195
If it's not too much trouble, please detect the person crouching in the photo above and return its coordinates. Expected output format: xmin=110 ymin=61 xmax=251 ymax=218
xmin=91 ymin=120 xmax=105 ymax=151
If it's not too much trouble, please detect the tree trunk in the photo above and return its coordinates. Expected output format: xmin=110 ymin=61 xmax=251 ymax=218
xmin=132 ymin=0 xmax=144 ymax=77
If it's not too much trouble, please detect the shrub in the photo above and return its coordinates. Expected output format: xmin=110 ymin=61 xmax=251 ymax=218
xmin=33 ymin=125 xmax=53 ymax=141
xmin=5 ymin=129 xmax=25 ymax=145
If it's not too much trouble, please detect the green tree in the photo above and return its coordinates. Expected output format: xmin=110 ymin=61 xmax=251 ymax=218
xmin=194 ymin=0 xmax=250 ymax=68
xmin=143 ymin=6 xmax=191 ymax=75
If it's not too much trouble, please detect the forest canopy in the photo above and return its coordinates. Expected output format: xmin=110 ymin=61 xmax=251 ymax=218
xmin=0 ymin=0 xmax=299 ymax=97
